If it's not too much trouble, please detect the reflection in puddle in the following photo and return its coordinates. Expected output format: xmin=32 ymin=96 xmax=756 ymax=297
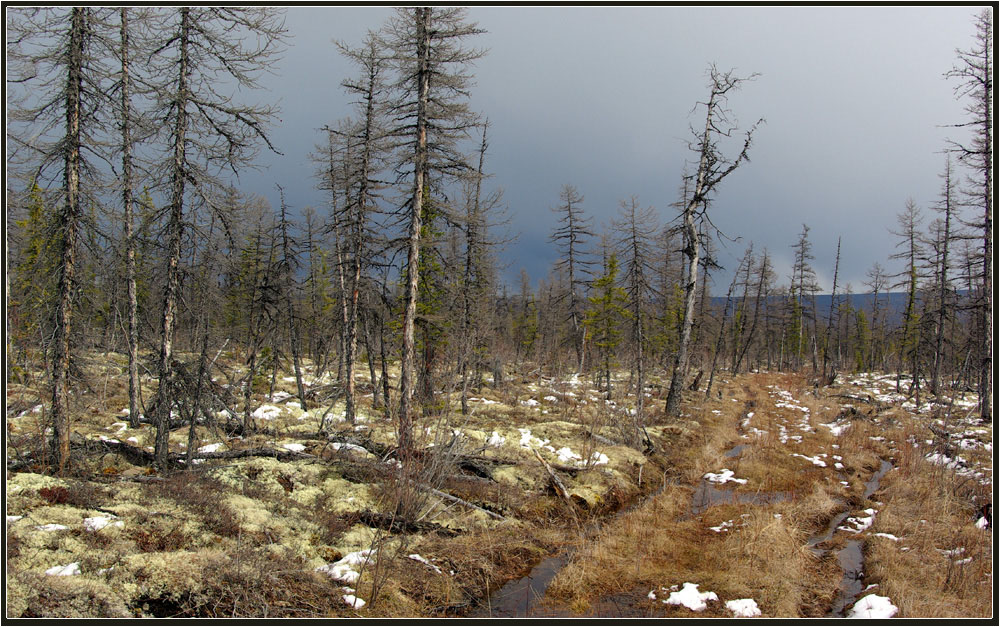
xmin=691 ymin=481 xmax=792 ymax=516
xmin=473 ymin=556 xmax=567 ymax=617
xmin=807 ymin=459 xmax=893 ymax=617
xmin=828 ymin=540 xmax=865 ymax=617
xmin=724 ymin=444 xmax=748 ymax=458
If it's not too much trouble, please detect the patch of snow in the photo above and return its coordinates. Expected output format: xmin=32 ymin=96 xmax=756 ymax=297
xmin=408 ymin=554 xmax=442 ymax=574
xmin=847 ymin=594 xmax=897 ymax=619
xmin=648 ymin=589 xmax=657 ymax=600
xmin=543 ymin=395 xmax=558 ymax=402
xmin=663 ymin=582 xmax=718 ymax=612
xmin=703 ymin=469 xmax=748 ymax=485
xmin=331 ymin=442 xmax=368 ymax=455
xmin=7 ymin=515 xmax=24 ymax=523
xmin=198 ymin=442 xmax=223 ymax=454
xmin=821 ymin=420 xmax=851 ymax=437
xmin=252 ymin=404 xmax=282 ymax=420
xmin=316 ymin=550 xmax=374 ymax=586
xmin=589 ymin=451 xmax=609 ymax=466
xmin=282 ymin=442 xmax=306 ymax=453
xmin=45 ymin=562 xmax=81 ymax=576
xmin=518 ymin=428 xmax=549 ymax=450
xmin=873 ymin=533 xmax=900 ymax=541
xmin=521 ymin=398 xmax=539 ymax=407
xmin=726 ymin=598 xmax=761 ymax=617
xmin=342 ymin=594 xmax=366 ymax=609
xmin=976 ymin=516 xmax=989 ymax=530
xmin=838 ymin=508 xmax=876 ymax=533
xmin=83 ymin=516 xmax=123 ymax=532
xmin=791 ymin=453 xmax=827 ymax=467
xmin=34 ymin=524 xmax=68 ymax=531
xmin=709 ymin=519 xmax=734 ymax=533
xmin=486 ymin=431 xmax=506 ymax=447
xmin=556 ymin=447 xmax=582 ymax=464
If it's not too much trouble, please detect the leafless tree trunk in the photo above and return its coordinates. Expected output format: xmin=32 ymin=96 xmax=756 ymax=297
xmin=119 ymin=8 xmax=142 ymax=429
xmin=946 ymin=9 xmax=992 ymax=421
xmin=822 ymin=237 xmax=841 ymax=381
xmin=49 ymin=8 xmax=86 ymax=473
xmin=665 ymin=66 xmax=762 ymax=417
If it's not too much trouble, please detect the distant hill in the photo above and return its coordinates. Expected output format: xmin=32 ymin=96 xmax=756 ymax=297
xmin=710 ymin=292 xmax=914 ymax=326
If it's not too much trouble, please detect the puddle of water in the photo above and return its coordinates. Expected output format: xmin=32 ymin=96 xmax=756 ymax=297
xmin=863 ymin=460 xmax=893 ymax=500
xmin=471 ymin=482 xmax=669 ymax=617
xmin=813 ymin=459 xmax=893 ymax=617
xmin=691 ymin=481 xmax=792 ymax=516
xmin=827 ymin=540 xmax=865 ymax=616
xmin=472 ymin=555 xmax=566 ymax=617
xmin=724 ymin=444 xmax=748 ymax=458
xmin=806 ymin=508 xmax=849 ymax=556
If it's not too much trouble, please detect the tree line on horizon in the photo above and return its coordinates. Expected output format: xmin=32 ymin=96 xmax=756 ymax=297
xmin=5 ymin=7 xmax=992 ymax=475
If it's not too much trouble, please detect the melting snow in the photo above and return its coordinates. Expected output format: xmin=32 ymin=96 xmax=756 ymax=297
xmin=34 ymin=524 xmax=68 ymax=532
xmin=45 ymin=562 xmax=81 ymax=577
xmin=282 ymin=442 xmax=306 ymax=452
xmin=847 ymin=594 xmax=897 ymax=618
xmin=316 ymin=549 xmax=374 ymax=585
xmin=198 ymin=443 xmax=223 ymax=454
xmin=556 ymin=447 xmax=582 ymax=464
xmin=664 ymin=582 xmax=718 ymax=611
xmin=726 ymin=598 xmax=761 ymax=617
xmin=252 ymin=404 xmax=282 ymax=420
xmin=408 ymin=554 xmax=442 ymax=574
xmin=873 ymin=533 xmax=900 ymax=541
xmin=486 ymin=431 xmax=506 ymax=447
xmin=838 ymin=508 xmax=876 ymax=533
xmin=791 ymin=453 xmax=827 ymax=468
xmin=342 ymin=594 xmax=366 ymax=609
xmin=83 ymin=516 xmax=123 ymax=532
xmin=703 ymin=469 xmax=748 ymax=485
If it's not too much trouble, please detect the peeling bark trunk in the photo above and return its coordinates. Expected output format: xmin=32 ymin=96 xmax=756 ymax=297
xmin=153 ymin=8 xmax=189 ymax=470
xmin=51 ymin=7 xmax=86 ymax=473
xmin=398 ymin=8 xmax=431 ymax=454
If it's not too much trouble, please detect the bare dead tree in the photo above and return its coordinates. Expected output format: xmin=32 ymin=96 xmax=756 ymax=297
xmin=613 ymin=197 xmax=658 ymax=431
xmin=822 ymin=237 xmax=842 ymax=382
xmin=550 ymin=184 xmax=596 ymax=374
xmin=945 ymin=9 xmax=992 ymax=421
xmin=381 ymin=7 xmax=485 ymax=452
xmin=146 ymin=7 xmax=286 ymax=469
xmin=664 ymin=65 xmax=763 ymax=417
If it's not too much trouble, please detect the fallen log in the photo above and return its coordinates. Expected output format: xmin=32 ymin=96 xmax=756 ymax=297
xmin=531 ymin=447 xmax=578 ymax=521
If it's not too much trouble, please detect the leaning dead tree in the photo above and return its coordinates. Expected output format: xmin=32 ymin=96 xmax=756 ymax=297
xmin=664 ymin=65 xmax=762 ymax=417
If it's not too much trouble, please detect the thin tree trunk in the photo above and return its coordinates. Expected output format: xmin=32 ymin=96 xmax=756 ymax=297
xmin=51 ymin=7 xmax=86 ymax=473
xmin=120 ymin=8 xmax=141 ymax=430
xmin=398 ymin=7 xmax=431 ymax=453
xmin=153 ymin=7 xmax=189 ymax=471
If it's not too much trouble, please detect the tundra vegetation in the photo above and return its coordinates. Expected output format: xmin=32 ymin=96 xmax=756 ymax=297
xmin=5 ymin=6 xmax=992 ymax=619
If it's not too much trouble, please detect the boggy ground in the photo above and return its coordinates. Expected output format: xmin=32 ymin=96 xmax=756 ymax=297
xmin=541 ymin=371 xmax=993 ymax=619
xmin=6 ymin=353 xmax=671 ymax=617
xmin=5 ymin=356 xmax=992 ymax=618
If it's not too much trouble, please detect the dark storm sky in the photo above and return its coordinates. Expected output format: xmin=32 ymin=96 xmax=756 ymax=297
xmin=240 ymin=5 xmax=981 ymax=294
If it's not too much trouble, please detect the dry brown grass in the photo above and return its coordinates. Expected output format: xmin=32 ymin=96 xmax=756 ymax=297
xmin=863 ymin=444 xmax=992 ymax=617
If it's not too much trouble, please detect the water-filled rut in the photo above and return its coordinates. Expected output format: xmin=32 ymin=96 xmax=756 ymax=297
xmin=469 ymin=447 xmax=894 ymax=618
